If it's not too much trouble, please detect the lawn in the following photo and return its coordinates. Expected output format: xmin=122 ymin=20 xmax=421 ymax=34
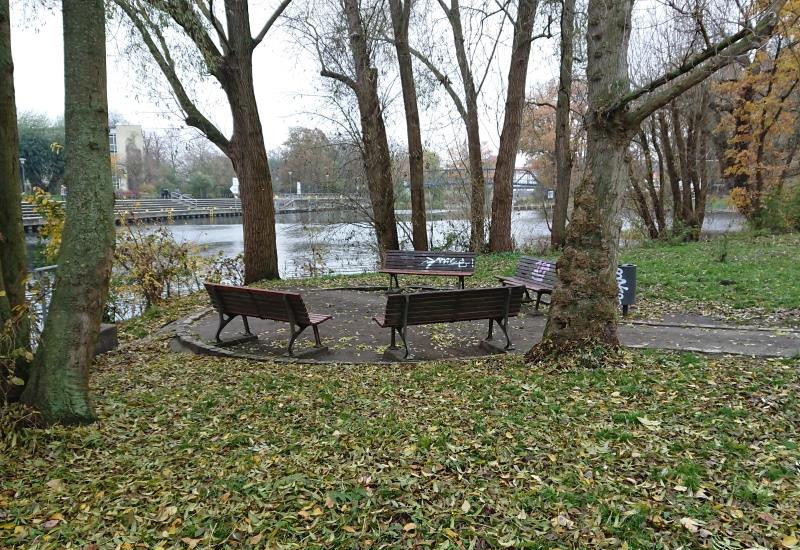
xmin=2 ymin=342 xmax=799 ymax=549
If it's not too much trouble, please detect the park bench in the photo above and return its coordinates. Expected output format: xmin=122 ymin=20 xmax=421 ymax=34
xmin=372 ymin=285 xmax=525 ymax=359
xmin=380 ymin=250 xmax=476 ymax=290
xmin=204 ymin=283 xmax=332 ymax=356
xmin=497 ymin=257 xmax=556 ymax=310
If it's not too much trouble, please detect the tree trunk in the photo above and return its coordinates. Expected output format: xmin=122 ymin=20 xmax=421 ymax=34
xmin=0 ymin=0 xmax=30 ymax=401
xmin=445 ymin=0 xmax=485 ymax=252
xmin=223 ymin=0 xmax=279 ymax=282
xmin=550 ymin=0 xmax=576 ymax=249
xmin=343 ymin=0 xmax=399 ymax=253
xmin=533 ymin=0 xmax=633 ymax=350
xmin=489 ymin=0 xmax=539 ymax=252
xmin=21 ymin=0 xmax=116 ymax=424
xmin=389 ymin=0 xmax=427 ymax=251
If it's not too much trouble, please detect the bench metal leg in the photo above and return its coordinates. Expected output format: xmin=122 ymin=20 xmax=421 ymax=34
xmin=486 ymin=319 xmax=494 ymax=340
xmin=459 ymin=275 xmax=465 ymax=289
xmin=535 ymin=292 xmax=543 ymax=310
xmin=389 ymin=328 xmax=398 ymax=350
xmin=215 ymin=312 xmax=237 ymax=342
xmin=287 ymin=324 xmax=308 ymax=356
xmin=388 ymin=273 xmax=400 ymax=291
xmin=497 ymin=317 xmax=512 ymax=349
xmin=242 ymin=316 xmax=252 ymax=335
xmin=312 ymin=325 xmax=323 ymax=348
xmin=399 ymin=327 xmax=409 ymax=359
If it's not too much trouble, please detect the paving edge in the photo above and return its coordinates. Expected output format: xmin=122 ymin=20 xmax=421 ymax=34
xmin=171 ymin=307 xmax=799 ymax=364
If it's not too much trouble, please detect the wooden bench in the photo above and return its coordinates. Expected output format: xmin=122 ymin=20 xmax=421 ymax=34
xmin=204 ymin=283 xmax=332 ymax=356
xmin=372 ymin=286 xmax=525 ymax=359
xmin=380 ymin=250 xmax=476 ymax=289
xmin=497 ymin=257 xmax=556 ymax=310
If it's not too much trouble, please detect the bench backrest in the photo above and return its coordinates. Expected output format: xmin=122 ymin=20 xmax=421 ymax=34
xmin=383 ymin=250 xmax=476 ymax=274
xmin=382 ymin=286 xmax=525 ymax=327
xmin=515 ymin=257 xmax=557 ymax=287
xmin=204 ymin=283 xmax=311 ymax=324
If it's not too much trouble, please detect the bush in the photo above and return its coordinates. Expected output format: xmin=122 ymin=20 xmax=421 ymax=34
xmin=750 ymin=185 xmax=800 ymax=233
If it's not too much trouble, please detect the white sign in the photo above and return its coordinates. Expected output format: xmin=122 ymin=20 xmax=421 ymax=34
xmin=296 ymin=181 xmax=302 ymax=195
xmin=230 ymin=177 xmax=239 ymax=197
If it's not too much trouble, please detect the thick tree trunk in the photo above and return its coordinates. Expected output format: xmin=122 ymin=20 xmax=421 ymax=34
xmin=223 ymin=0 xmax=279 ymax=282
xmin=21 ymin=0 xmax=115 ymax=424
xmin=489 ymin=0 xmax=539 ymax=252
xmin=0 ymin=0 xmax=30 ymax=400
xmin=389 ymin=0 xmax=427 ymax=251
xmin=550 ymin=0 xmax=576 ymax=249
xmin=534 ymin=0 xmax=633 ymax=350
xmin=343 ymin=0 xmax=399 ymax=253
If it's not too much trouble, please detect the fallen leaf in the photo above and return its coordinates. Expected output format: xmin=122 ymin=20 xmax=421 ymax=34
xmin=461 ymin=500 xmax=470 ymax=513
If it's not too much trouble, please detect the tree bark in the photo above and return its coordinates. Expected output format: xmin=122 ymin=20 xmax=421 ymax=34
xmin=343 ymin=0 xmax=399 ymax=253
xmin=0 ymin=0 xmax=30 ymax=400
xmin=489 ymin=0 xmax=539 ymax=252
xmin=221 ymin=0 xmax=279 ymax=283
xmin=550 ymin=0 xmax=575 ymax=248
xmin=21 ymin=0 xmax=116 ymax=424
xmin=389 ymin=0 xmax=428 ymax=251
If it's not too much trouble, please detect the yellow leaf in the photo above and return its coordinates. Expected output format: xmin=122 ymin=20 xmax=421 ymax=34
xmin=444 ymin=528 xmax=458 ymax=538
xmin=342 ymin=525 xmax=356 ymax=533
xmin=461 ymin=500 xmax=470 ymax=513
xmin=249 ymin=534 xmax=263 ymax=545
xmin=403 ymin=522 xmax=416 ymax=532
xmin=782 ymin=535 xmax=798 ymax=548
xmin=180 ymin=538 xmax=202 ymax=549
xmin=46 ymin=479 xmax=66 ymax=493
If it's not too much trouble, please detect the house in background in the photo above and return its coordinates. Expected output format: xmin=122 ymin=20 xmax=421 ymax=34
xmin=109 ymin=124 xmax=144 ymax=193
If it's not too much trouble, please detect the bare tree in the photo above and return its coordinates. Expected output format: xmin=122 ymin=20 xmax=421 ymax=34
xmin=527 ymin=0 xmax=786 ymax=358
xmin=488 ymin=0 xmax=544 ymax=251
xmin=389 ymin=0 xmax=428 ymax=250
xmin=294 ymin=0 xmax=400 ymax=253
xmin=550 ymin=0 xmax=575 ymax=248
xmin=400 ymin=0 xmax=507 ymax=251
xmin=113 ymin=0 xmax=291 ymax=282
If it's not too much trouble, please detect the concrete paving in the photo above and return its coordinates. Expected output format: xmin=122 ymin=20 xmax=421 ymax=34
xmin=173 ymin=288 xmax=800 ymax=363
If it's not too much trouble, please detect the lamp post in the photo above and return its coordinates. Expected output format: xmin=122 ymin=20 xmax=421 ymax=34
xmin=288 ymin=170 xmax=292 ymax=196
xmin=19 ymin=157 xmax=27 ymax=192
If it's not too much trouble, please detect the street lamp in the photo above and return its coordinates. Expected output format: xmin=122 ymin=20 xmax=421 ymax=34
xmin=19 ymin=157 xmax=27 ymax=192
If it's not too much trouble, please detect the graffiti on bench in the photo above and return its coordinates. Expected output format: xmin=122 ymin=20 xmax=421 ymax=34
xmin=422 ymin=256 xmax=475 ymax=270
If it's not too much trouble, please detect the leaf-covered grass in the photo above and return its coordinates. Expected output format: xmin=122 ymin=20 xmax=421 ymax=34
xmin=2 ymin=343 xmax=798 ymax=549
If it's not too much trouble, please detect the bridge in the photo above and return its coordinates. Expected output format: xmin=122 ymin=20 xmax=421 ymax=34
xmin=21 ymin=194 xmax=353 ymax=233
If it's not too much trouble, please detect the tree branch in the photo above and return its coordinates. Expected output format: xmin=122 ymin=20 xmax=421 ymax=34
xmin=196 ymin=0 xmax=229 ymax=54
xmin=320 ymin=68 xmax=357 ymax=89
xmin=147 ymin=0 xmax=224 ymax=71
xmin=620 ymin=0 xmax=787 ymax=125
xmin=380 ymin=36 xmax=468 ymax=121
xmin=252 ymin=0 xmax=293 ymax=50
xmin=115 ymin=0 xmax=230 ymax=153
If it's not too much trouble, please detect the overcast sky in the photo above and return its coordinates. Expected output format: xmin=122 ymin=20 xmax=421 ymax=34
xmin=9 ymin=0 xmax=561 ymax=154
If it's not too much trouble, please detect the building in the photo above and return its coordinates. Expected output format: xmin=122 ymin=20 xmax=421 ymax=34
xmin=109 ymin=124 xmax=144 ymax=193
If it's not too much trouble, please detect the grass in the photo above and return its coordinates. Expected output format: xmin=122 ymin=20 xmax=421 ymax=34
xmin=621 ymin=232 xmax=800 ymax=320
xmin=1 ymin=345 xmax=798 ymax=549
